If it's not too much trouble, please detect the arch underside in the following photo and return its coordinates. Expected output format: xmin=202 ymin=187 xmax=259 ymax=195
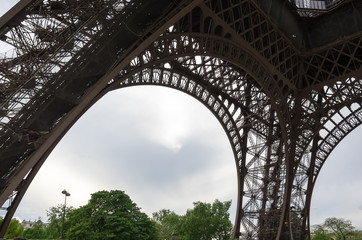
xmin=105 ymin=12 xmax=362 ymax=237
xmin=112 ymin=66 xmax=284 ymax=239
xmin=0 ymin=1 xmax=361 ymax=240
xmin=106 ymin=31 xmax=362 ymax=239
xmin=106 ymin=18 xmax=292 ymax=237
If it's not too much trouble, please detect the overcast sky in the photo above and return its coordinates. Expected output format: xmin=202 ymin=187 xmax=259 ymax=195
xmin=1 ymin=0 xmax=362 ymax=231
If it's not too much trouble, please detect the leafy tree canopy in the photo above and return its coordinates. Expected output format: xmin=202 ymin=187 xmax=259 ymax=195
xmin=45 ymin=204 xmax=73 ymax=239
xmin=0 ymin=218 xmax=24 ymax=239
xmin=66 ymin=190 xmax=158 ymax=240
xmin=181 ymin=200 xmax=233 ymax=240
xmin=324 ymin=217 xmax=354 ymax=239
xmin=153 ymin=199 xmax=233 ymax=240
xmin=23 ymin=219 xmax=47 ymax=239
xmin=311 ymin=217 xmax=360 ymax=240
xmin=153 ymin=209 xmax=183 ymax=240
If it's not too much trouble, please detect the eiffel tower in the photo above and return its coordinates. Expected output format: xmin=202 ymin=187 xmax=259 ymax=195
xmin=0 ymin=0 xmax=361 ymax=239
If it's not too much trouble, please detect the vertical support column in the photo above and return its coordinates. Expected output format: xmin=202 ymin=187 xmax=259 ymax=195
xmin=278 ymin=95 xmax=302 ymax=240
xmin=0 ymin=157 xmax=44 ymax=237
xmin=233 ymin=153 xmax=248 ymax=239
xmin=300 ymin=135 xmax=319 ymax=240
xmin=298 ymin=95 xmax=322 ymax=240
xmin=260 ymin=109 xmax=276 ymax=213
xmin=300 ymin=94 xmax=323 ymax=240
xmin=259 ymin=109 xmax=281 ymax=240
xmin=233 ymin=82 xmax=252 ymax=239
xmin=233 ymin=126 xmax=250 ymax=239
xmin=278 ymin=148 xmax=295 ymax=239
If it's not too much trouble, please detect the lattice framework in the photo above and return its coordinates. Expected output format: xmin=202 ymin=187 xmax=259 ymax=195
xmin=0 ymin=0 xmax=361 ymax=239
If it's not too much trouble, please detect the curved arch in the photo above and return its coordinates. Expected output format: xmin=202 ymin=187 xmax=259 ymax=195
xmin=114 ymin=33 xmax=299 ymax=223
xmin=297 ymin=78 xmax=362 ymax=155
xmin=0 ymin=10 xmax=292 ymax=240
xmin=0 ymin=0 xmax=359 ymax=239
xmin=315 ymin=105 xmax=362 ymax=183
xmin=0 ymin=1 xmax=206 ymax=234
xmin=157 ymin=8 xmax=320 ymax=238
xmin=108 ymin=63 xmax=285 ymax=239
xmin=0 ymin=2 xmax=323 ymax=238
xmin=113 ymin=68 xmax=246 ymax=236
xmin=116 ymin=33 xmax=291 ymax=135
xmin=113 ymin=35 xmax=296 ymax=237
xmin=292 ymin=96 xmax=362 ymax=238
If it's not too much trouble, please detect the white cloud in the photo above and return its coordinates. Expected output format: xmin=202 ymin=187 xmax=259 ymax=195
xmin=15 ymin=86 xmax=237 ymax=223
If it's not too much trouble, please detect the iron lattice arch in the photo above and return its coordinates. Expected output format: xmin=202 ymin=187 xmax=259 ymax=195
xmin=0 ymin=0 xmax=361 ymax=239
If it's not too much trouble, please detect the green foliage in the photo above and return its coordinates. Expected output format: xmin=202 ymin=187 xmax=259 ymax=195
xmin=23 ymin=219 xmax=47 ymax=239
xmin=153 ymin=209 xmax=183 ymax=240
xmin=181 ymin=201 xmax=214 ymax=240
xmin=311 ymin=225 xmax=329 ymax=240
xmin=350 ymin=230 xmax=362 ymax=240
xmin=153 ymin=199 xmax=233 ymax=240
xmin=181 ymin=200 xmax=233 ymax=240
xmin=312 ymin=217 xmax=359 ymax=240
xmin=324 ymin=217 xmax=354 ymax=239
xmin=10 ymin=191 xmax=234 ymax=240
xmin=66 ymin=190 xmax=158 ymax=240
xmin=211 ymin=199 xmax=234 ymax=240
xmin=0 ymin=218 xmax=24 ymax=239
xmin=45 ymin=204 xmax=73 ymax=239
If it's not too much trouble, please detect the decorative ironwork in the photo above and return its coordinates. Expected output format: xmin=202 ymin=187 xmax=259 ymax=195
xmin=0 ymin=0 xmax=361 ymax=239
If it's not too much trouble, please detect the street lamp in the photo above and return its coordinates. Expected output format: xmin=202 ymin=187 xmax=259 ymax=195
xmin=61 ymin=189 xmax=70 ymax=240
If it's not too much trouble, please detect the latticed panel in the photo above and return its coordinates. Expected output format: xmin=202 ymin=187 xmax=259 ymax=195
xmin=293 ymin=77 xmax=362 ymax=162
xmin=117 ymin=36 xmax=282 ymax=149
xmin=314 ymin=105 xmax=362 ymax=176
xmin=122 ymin=25 xmax=292 ymax=142
xmin=302 ymin=37 xmax=362 ymax=88
xmin=292 ymin=103 xmax=362 ymax=236
xmin=291 ymin=151 xmax=311 ymax=228
xmin=204 ymin=0 xmax=300 ymax=87
xmin=290 ymin=43 xmax=362 ymax=239
xmin=0 ymin=1 xmax=129 ymax=132
xmin=0 ymin=0 xmax=178 ymax=189
xmin=0 ymin=0 xmax=123 ymax=117
xmin=241 ymin=131 xmax=286 ymax=239
xmin=0 ymin=0 xmax=135 ymax=182
xmin=115 ymin=67 xmax=245 ymax=159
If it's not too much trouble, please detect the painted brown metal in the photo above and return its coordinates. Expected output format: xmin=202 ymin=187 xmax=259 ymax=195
xmin=0 ymin=0 xmax=361 ymax=239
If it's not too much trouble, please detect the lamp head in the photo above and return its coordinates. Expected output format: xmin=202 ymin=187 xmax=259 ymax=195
xmin=62 ymin=189 xmax=70 ymax=196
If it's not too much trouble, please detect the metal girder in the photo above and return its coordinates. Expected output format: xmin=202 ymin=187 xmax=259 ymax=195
xmin=0 ymin=0 xmax=204 ymax=236
xmin=256 ymin=0 xmax=362 ymax=49
xmin=0 ymin=0 xmax=361 ymax=240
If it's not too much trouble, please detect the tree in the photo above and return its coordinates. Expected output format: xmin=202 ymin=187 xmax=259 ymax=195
xmin=323 ymin=217 xmax=354 ymax=240
xmin=0 ymin=218 xmax=24 ymax=239
xmin=153 ymin=209 xmax=183 ymax=240
xmin=66 ymin=190 xmax=158 ymax=240
xmin=181 ymin=199 xmax=233 ymax=240
xmin=312 ymin=217 xmax=356 ymax=240
xmin=211 ymin=199 xmax=234 ymax=240
xmin=350 ymin=230 xmax=362 ymax=240
xmin=23 ymin=219 xmax=47 ymax=239
xmin=45 ymin=204 xmax=73 ymax=239
xmin=311 ymin=224 xmax=329 ymax=240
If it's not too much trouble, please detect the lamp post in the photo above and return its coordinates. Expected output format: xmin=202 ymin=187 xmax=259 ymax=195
xmin=61 ymin=189 xmax=70 ymax=240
